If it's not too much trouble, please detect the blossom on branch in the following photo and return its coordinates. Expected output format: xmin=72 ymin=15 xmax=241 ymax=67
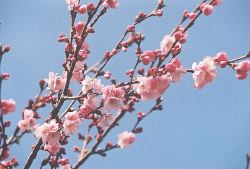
xmin=135 ymin=75 xmax=171 ymax=100
xmin=117 ymin=131 xmax=135 ymax=149
xmin=192 ymin=57 xmax=217 ymax=89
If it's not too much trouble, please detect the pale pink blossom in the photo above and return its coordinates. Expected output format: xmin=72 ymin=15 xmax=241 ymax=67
xmin=72 ymin=61 xmax=85 ymax=82
xmin=82 ymin=76 xmax=103 ymax=94
xmin=160 ymin=35 xmax=175 ymax=53
xmin=18 ymin=109 xmax=37 ymax=131
xmin=79 ymin=94 xmax=100 ymax=117
xmin=135 ymin=75 xmax=171 ymax=100
xmin=66 ymin=0 xmax=78 ymax=10
xmin=97 ymin=114 xmax=114 ymax=129
xmin=118 ymin=131 xmax=135 ymax=149
xmin=44 ymin=142 xmax=61 ymax=155
xmin=1 ymin=99 xmax=16 ymax=115
xmin=46 ymin=72 xmax=67 ymax=93
xmin=63 ymin=111 xmax=81 ymax=136
xmin=102 ymin=85 xmax=125 ymax=111
xmin=213 ymin=52 xmax=229 ymax=68
xmin=79 ymin=42 xmax=89 ymax=60
xmin=34 ymin=119 xmax=60 ymax=145
xmin=192 ymin=57 xmax=217 ymax=89
xmin=103 ymin=0 xmax=119 ymax=8
xmin=234 ymin=61 xmax=250 ymax=80
xmin=18 ymin=118 xmax=36 ymax=131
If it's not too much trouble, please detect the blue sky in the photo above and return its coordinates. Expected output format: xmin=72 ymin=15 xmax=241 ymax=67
xmin=0 ymin=0 xmax=250 ymax=169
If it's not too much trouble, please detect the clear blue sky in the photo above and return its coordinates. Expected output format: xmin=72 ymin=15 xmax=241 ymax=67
xmin=1 ymin=0 xmax=250 ymax=169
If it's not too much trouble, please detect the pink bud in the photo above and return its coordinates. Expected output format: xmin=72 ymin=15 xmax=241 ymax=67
xmin=87 ymin=3 xmax=95 ymax=12
xmin=75 ymin=21 xmax=85 ymax=36
xmin=137 ymin=112 xmax=145 ymax=120
xmin=73 ymin=4 xmax=80 ymax=12
xmin=201 ymin=4 xmax=214 ymax=16
xmin=126 ymin=69 xmax=134 ymax=77
xmin=141 ymin=56 xmax=150 ymax=65
xmin=79 ymin=5 xmax=87 ymax=14
xmin=137 ymin=68 xmax=144 ymax=75
xmin=1 ymin=73 xmax=10 ymax=80
xmin=188 ymin=12 xmax=197 ymax=20
xmin=183 ymin=10 xmax=189 ymax=18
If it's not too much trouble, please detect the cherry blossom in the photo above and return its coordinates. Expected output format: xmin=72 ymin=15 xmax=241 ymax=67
xmin=66 ymin=0 xmax=78 ymax=11
xmin=46 ymin=72 xmax=67 ymax=93
xmin=117 ymin=131 xmax=135 ymax=149
xmin=160 ymin=35 xmax=175 ymax=53
xmin=18 ymin=109 xmax=37 ymax=131
xmin=234 ymin=61 xmax=250 ymax=80
xmin=192 ymin=57 xmax=217 ymax=89
xmin=34 ymin=119 xmax=60 ymax=145
xmin=72 ymin=61 xmax=85 ymax=82
xmin=63 ymin=111 xmax=82 ymax=136
xmin=82 ymin=76 xmax=103 ymax=94
xmin=97 ymin=114 xmax=114 ymax=129
xmin=44 ymin=142 xmax=61 ymax=155
xmin=102 ymin=85 xmax=125 ymax=111
xmin=213 ymin=52 xmax=229 ymax=68
xmin=135 ymin=75 xmax=171 ymax=100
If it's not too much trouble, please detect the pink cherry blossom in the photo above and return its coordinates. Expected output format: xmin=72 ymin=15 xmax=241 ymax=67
xmin=234 ymin=61 xmax=250 ymax=80
xmin=213 ymin=52 xmax=229 ymax=68
xmin=34 ymin=119 xmax=60 ymax=144
xmin=78 ymin=94 xmax=100 ymax=117
xmin=66 ymin=0 xmax=78 ymax=11
xmin=192 ymin=57 xmax=217 ymax=89
xmin=79 ymin=41 xmax=89 ymax=60
xmin=160 ymin=35 xmax=175 ymax=53
xmin=44 ymin=142 xmax=61 ymax=155
xmin=46 ymin=72 xmax=67 ymax=93
xmin=102 ymin=85 xmax=125 ymax=111
xmin=63 ymin=111 xmax=82 ymax=136
xmin=117 ymin=131 xmax=135 ymax=149
xmin=1 ymin=99 xmax=16 ymax=115
xmin=135 ymin=75 xmax=171 ymax=100
xmin=72 ymin=61 xmax=85 ymax=82
xmin=18 ymin=109 xmax=37 ymax=131
xmin=82 ymin=76 xmax=103 ymax=94
xmin=103 ymin=0 xmax=119 ymax=9
xmin=18 ymin=118 xmax=36 ymax=131
xmin=97 ymin=114 xmax=114 ymax=129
